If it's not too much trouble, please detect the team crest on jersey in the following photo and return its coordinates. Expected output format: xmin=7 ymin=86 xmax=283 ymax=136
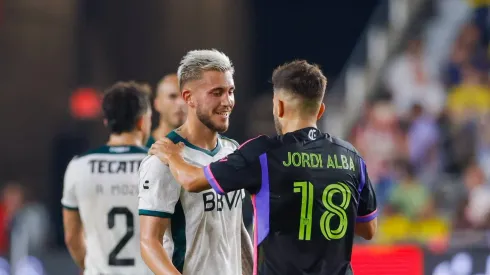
xmin=308 ymin=129 xmax=318 ymax=140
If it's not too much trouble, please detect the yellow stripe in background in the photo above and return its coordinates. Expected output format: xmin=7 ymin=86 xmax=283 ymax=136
xmin=468 ymin=0 xmax=490 ymax=8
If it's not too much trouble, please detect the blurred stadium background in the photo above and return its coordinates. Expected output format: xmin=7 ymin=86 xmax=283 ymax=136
xmin=1 ymin=0 xmax=489 ymax=274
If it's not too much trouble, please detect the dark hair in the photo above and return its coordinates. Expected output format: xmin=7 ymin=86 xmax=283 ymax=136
xmin=271 ymin=60 xmax=327 ymax=112
xmin=102 ymin=81 xmax=151 ymax=134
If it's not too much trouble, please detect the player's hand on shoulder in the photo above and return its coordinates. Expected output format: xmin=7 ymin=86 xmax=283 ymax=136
xmin=149 ymin=138 xmax=184 ymax=165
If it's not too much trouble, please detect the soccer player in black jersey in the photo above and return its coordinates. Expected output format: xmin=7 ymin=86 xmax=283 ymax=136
xmin=150 ymin=60 xmax=378 ymax=275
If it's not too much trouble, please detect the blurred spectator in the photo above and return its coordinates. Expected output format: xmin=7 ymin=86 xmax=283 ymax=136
xmin=385 ymin=38 xmax=446 ymax=118
xmin=354 ymin=100 xmax=404 ymax=183
xmin=442 ymin=115 xmax=478 ymax=174
xmin=454 ymin=163 xmax=490 ymax=229
xmin=460 ymin=22 xmax=489 ymax=71
xmin=5 ymin=182 xmax=49 ymax=274
xmin=459 ymin=22 xmax=483 ymax=56
xmin=444 ymin=23 xmax=489 ymax=88
xmin=444 ymin=39 xmax=471 ymax=87
xmin=441 ymin=26 xmax=488 ymax=172
xmin=472 ymin=1 xmax=490 ymax=47
xmin=0 ymin=183 xmax=25 ymax=256
xmin=477 ymin=115 xmax=490 ymax=179
xmin=353 ymin=99 xmax=405 ymax=206
xmin=386 ymin=160 xmax=434 ymax=221
xmin=407 ymin=104 xmax=440 ymax=182
xmin=446 ymin=64 xmax=490 ymax=125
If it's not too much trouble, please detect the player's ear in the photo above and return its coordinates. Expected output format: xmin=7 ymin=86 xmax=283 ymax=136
xmin=317 ymin=103 xmax=325 ymax=120
xmin=182 ymin=89 xmax=194 ymax=108
xmin=135 ymin=117 xmax=144 ymax=131
xmin=272 ymin=96 xmax=278 ymax=116
xmin=278 ymin=99 xmax=285 ymax=118
xmin=153 ymin=97 xmax=161 ymax=113
xmin=103 ymin=119 xmax=108 ymax=127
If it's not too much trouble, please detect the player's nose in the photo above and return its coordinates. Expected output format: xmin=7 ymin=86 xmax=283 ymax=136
xmin=220 ymin=93 xmax=234 ymax=107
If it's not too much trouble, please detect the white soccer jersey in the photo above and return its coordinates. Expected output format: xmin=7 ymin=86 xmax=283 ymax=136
xmin=61 ymin=145 xmax=152 ymax=275
xmin=138 ymin=131 xmax=245 ymax=275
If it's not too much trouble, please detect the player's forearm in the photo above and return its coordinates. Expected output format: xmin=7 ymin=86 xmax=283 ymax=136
xmin=241 ymin=223 xmax=253 ymax=275
xmin=355 ymin=219 xmax=377 ymax=240
xmin=168 ymin=155 xmax=210 ymax=192
xmin=63 ymin=210 xmax=86 ymax=269
xmin=140 ymin=238 xmax=181 ymax=275
xmin=66 ymin=237 xmax=86 ymax=269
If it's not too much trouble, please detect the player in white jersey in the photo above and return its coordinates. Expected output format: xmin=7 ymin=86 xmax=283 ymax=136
xmin=62 ymin=81 xmax=153 ymax=275
xmin=139 ymin=49 xmax=253 ymax=275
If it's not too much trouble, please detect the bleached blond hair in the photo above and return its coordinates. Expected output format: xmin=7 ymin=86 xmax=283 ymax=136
xmin=177 ymin=49 xmax=234 ymax=89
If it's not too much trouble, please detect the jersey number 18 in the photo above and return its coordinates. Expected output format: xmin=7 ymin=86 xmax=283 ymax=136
xmin=293 ymin=181 xmax=351 ymax=241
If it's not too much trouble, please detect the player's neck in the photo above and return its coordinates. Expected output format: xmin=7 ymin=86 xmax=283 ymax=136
xmin=107 ymin=132 xmax=143 ymax=147
xmin=281 ymin=119 xmax=317 ymax=135
xmin=152 ymin=123 xmax=174 ymax=139
xmin=178 ymin=119 xmax=218 ymax=151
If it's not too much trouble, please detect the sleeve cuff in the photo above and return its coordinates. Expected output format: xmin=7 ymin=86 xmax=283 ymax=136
xmin=203 ymin=165 xmax=225 ymax=195
xmin=138 ymin=209 xmax=173 ymax=218
xmin=356 ymin=209 xmax=378 ymax=222
xmin=62 ymin=203 xmax=79 ymax=211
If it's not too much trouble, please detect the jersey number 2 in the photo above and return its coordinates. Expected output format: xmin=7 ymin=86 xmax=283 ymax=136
xmin=293 ymin=181 xmax=351 ymax=241
xmin=107 ymin=207 xmax=135 ymax=266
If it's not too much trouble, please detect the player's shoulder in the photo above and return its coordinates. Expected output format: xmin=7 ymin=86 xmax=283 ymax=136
xmin=64 ymin=155 xmax=85 ymax=176
xmin=219 ymin=135 xmax=240 ymax=150
xmin=139 ymin=156 xmax=176 ymax=189
xmin=241 ymin=134 xmax=274 ymax=148
xmin=326 ymin=134 xmax=361 ymax=157
xmin=235 ymin=135 xmax=276 ymax=161
xmin=139 ymin=155 xmax=170 ymax=175
xmin=66 ymin=146 xmax=109 ymax=169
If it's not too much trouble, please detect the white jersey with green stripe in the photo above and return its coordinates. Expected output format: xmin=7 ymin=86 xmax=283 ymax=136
xmin=138 ymin=131 xmax=245 ymax=275
xmin=61 ymin=145 xmax=153 ymax=275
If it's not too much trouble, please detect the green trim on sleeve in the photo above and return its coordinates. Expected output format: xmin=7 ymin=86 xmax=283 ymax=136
xmin=138 ymin=209 xmax=173 ymax=218
xmin=62 ymin=204 xmax=79 ymax=211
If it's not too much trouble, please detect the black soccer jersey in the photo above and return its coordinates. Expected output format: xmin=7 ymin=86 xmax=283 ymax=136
xmin=203 ymin=127 xmax=377 ymax=275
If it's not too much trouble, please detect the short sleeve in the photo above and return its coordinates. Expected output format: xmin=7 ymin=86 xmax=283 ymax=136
xmin=138 ymin=156 xmax=181 ymax=218
xmin=204 ymin=135 xmax=269 ymax=195
xmin=356 ymin=158 xmax=378 ymax=222
xmin=61 ymin=159 xmax=80 ymax=210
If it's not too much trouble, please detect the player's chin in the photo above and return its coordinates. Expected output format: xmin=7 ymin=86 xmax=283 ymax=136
xmin=212 ymin=118 xmax=229 ymax=133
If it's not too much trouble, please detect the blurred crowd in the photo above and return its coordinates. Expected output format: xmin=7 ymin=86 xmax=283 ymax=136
xmin=349 ymin=1 xmax=490 ymax=246
xmin=0 ymin=182 xmax=49 ymax=272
